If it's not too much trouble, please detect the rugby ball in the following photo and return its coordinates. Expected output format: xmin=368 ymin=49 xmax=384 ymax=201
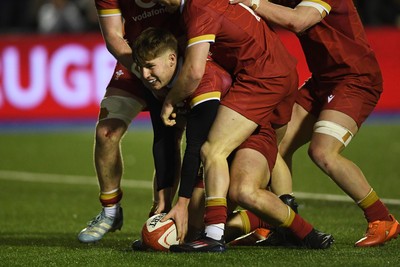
xmin=141 ymin=213 xmax=179 ymax=251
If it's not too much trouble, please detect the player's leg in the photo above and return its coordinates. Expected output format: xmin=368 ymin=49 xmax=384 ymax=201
xmin=78 ymin=87 xmax=145 ymax=243
xmin=309 ymin=109 xmax=400 ymax=247
xmin=169 ymin=106 xmax=258 ymax=252
xmin=309 ymin=110 xmax=364 ymax=198
xmin=278 ymin=103 xmax=316 ymax=170
xmin=225 ymin=209 xmax=272 ymax=245
xmin=228 ymin=140 xmax=334 ymax=249
xmin=187 ymin=184 xmax=205 ymax=241
xmin=272 ymin=102 xmax=316 ymax=211
xmin=226 ymin=128 xmax=281 ymax=246
xmin=201 ymin=106 xmax=258 ymax=240
xmin=270 ymin=124 xmax=299 ymax=213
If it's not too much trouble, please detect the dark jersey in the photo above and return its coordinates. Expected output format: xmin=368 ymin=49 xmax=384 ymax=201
xmin=95 ymin=0 xmax=182 ymax=46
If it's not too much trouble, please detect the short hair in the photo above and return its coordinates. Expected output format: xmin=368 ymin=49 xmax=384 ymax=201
xmin=133 ymin=27 xmax=178 ymax=67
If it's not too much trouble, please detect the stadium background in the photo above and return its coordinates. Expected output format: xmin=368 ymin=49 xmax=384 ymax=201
xmin=0 ymin=0 xmax=399 ymax=125
xmin=0 ymin=2 xmax=399 ymax=266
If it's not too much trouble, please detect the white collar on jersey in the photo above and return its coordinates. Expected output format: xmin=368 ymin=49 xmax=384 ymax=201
xmin=167 ymin=56 xmax=183 ymax=88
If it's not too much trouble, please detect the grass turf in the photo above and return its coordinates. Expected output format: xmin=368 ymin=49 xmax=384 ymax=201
xmin=0 ymin=123 xmax=399 ymax=266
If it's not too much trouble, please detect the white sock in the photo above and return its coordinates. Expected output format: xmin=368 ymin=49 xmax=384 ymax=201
xmin=104 ymin=203 xmax=120 ymax=218
xmin=205 ymin=223 xmax=225 ymax=240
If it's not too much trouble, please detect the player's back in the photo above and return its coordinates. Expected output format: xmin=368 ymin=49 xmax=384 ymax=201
xmin=296 ymin=0 xmax=382 ymax=84
xmin=184 ymin=0 xmax=296 ymax=78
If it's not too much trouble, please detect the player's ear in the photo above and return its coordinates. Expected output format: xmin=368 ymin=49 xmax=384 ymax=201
xmin=169 ymin=52 xmax=177 ymax=66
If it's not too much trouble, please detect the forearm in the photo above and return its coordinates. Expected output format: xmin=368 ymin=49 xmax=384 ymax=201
xmin=98 ymin=16 xmax=133 ymax=69
xmin=149 ymin=98 xmax=179 ymax=190
xmin=104 ymin=36 xmax=133 ymax=70
xmin=253 ymin=1 xmax=326 ymax=33
xmin=176 ymin=196 xmax=191 ymax=209
xmin=178 ymin=100 xmax=220 ymax=198
xmin=164 ymin=71 xmax=202 ymax=107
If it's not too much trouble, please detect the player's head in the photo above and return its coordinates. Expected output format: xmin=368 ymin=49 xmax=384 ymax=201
xmin=133 ymin=27 xmax=178 ymax=92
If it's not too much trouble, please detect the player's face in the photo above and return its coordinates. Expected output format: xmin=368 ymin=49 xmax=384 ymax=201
xmin=140 ymin=50 xmax=177 ymax=92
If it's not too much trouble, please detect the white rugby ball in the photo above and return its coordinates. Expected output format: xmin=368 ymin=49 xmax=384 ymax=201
xmin=141 ymin=213 xmax=178 ymax=251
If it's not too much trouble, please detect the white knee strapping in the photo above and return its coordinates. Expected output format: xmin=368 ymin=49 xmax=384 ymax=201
xmin=99 ymin=95 xmax=144 ymax=126
xmin=313 ymin=120 xmax=354 ymax=147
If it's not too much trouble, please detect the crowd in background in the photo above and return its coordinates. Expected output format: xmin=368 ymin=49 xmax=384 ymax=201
xmin=0 ymin=0 xmax=98 ymax=34
xmin=0 ymin=0 xmax=399 ymax=34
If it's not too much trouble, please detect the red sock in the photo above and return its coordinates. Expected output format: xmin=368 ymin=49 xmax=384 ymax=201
xmin=363 ymin=200 xmax=390 ymax=222
xmin=245 ymin=210 xmax=271 ymax=230
xmin=288 ymin=214 xmax=313 ymax=240
xmin=204 ymin=206 xmax=227 ymax=225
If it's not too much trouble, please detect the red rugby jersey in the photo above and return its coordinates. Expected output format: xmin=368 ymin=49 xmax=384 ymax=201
xmin=95 ymin=0 xmax=182 ymax=46
xmin=294 ymin=0 xmax=382 ymax=85
xmin=183 ymin=0 xmax=297 ymax=78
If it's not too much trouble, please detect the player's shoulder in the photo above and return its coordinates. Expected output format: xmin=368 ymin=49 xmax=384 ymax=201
xmin=95 ymin=0 xmax=121 ymax=14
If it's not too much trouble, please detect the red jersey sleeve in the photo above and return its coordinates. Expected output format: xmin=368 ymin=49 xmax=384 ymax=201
xmin=95 ymin=0 xmax=121 ymax=17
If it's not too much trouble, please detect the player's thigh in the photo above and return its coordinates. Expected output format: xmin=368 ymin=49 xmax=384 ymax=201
xmin=318 ymin=109 xmax=359 ymax=135
xmin=279 ymin=103 xmax=316 ymax=156
xmin=204 ymin=105 xmax=258 ymax=157
xmin=311 ymin=110 xmax=358 ymax=155
xmin=229 ymin=148 xmax=270 ymax=198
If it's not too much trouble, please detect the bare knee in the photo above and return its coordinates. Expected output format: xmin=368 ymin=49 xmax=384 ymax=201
xmin=308 ymin=143 xmax=335 ymax=173
xmin=96 ymin=120 xmax=127 ymax=147
xmin=200 ymin=141 xmax=227 ymax=163
xmin=229 ymin=186 xmax=256 ymax=208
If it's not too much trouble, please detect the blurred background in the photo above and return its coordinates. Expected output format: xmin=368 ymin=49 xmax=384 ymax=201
xmin=0 ymin=0 xmax=399 ymax=127
xmin=0 ymin=0 xmax=98 ymax=34
xmin=1 ymin=0 xmax=399 ymax=34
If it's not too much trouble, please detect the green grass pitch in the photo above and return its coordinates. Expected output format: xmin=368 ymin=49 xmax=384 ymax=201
xmin=0 ymin=121 xmax=399 ymax=266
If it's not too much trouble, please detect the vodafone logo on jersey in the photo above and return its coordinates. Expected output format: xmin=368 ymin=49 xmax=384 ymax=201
xmin=135 ymin=0 xmax=156 ymax=9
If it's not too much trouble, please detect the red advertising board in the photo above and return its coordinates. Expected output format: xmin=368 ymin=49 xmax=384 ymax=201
xmin=0 ymin=33 xmax=116 ymax=121
xmin=0 ymin=29 xmax=399 ymax=122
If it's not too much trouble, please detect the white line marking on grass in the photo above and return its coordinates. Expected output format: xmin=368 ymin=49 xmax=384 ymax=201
xmin=1 ymin=170 xmax=399 ymax=205
xmin=0 ymin=170 xmax=152 ymax=189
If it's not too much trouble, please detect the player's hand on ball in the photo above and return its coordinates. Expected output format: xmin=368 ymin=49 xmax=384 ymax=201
xmin=162 ymin=197 xmax=190 ymax=243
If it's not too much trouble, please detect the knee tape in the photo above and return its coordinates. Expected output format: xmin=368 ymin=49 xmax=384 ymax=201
xmin=313 ymin=120 xmax=354 ymax=147
xmin=99 ymin=95 xmax=144 ymax=126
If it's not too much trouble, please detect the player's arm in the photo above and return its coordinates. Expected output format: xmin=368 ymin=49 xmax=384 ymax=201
xmin=148 ymin=92 xmax=183 ymax=214
xmin=161 ymin=42 xmax=210 ymax=126
xmin=98 ymin=15 xmax=133 ymax=70
xmin=230 ymin=0 xmax=329 ymax=34
xmin=164 ymin=100 xmax=220 ymax=242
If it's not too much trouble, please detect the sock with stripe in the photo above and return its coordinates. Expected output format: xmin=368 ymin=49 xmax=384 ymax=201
xmin=204 ymin=197 xmax=227 ymax=240
xmin=357 ymin=188 xmax=390 ymax=222
xmin=99 ymin=188 xmax=123 ymax=218
xmin=280 ymin=206 xmax=313 ymax=239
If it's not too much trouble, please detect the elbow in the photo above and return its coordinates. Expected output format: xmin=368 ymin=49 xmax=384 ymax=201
xmin=188 ymin=65 xmax=205 ymax=84
xmin=192 ymin=70 xmax=204 ymax=84
xmin=286 ymin=21 xmax=309 ymax=34
xmin=288 ymin=12 xmax=322 ymax=34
